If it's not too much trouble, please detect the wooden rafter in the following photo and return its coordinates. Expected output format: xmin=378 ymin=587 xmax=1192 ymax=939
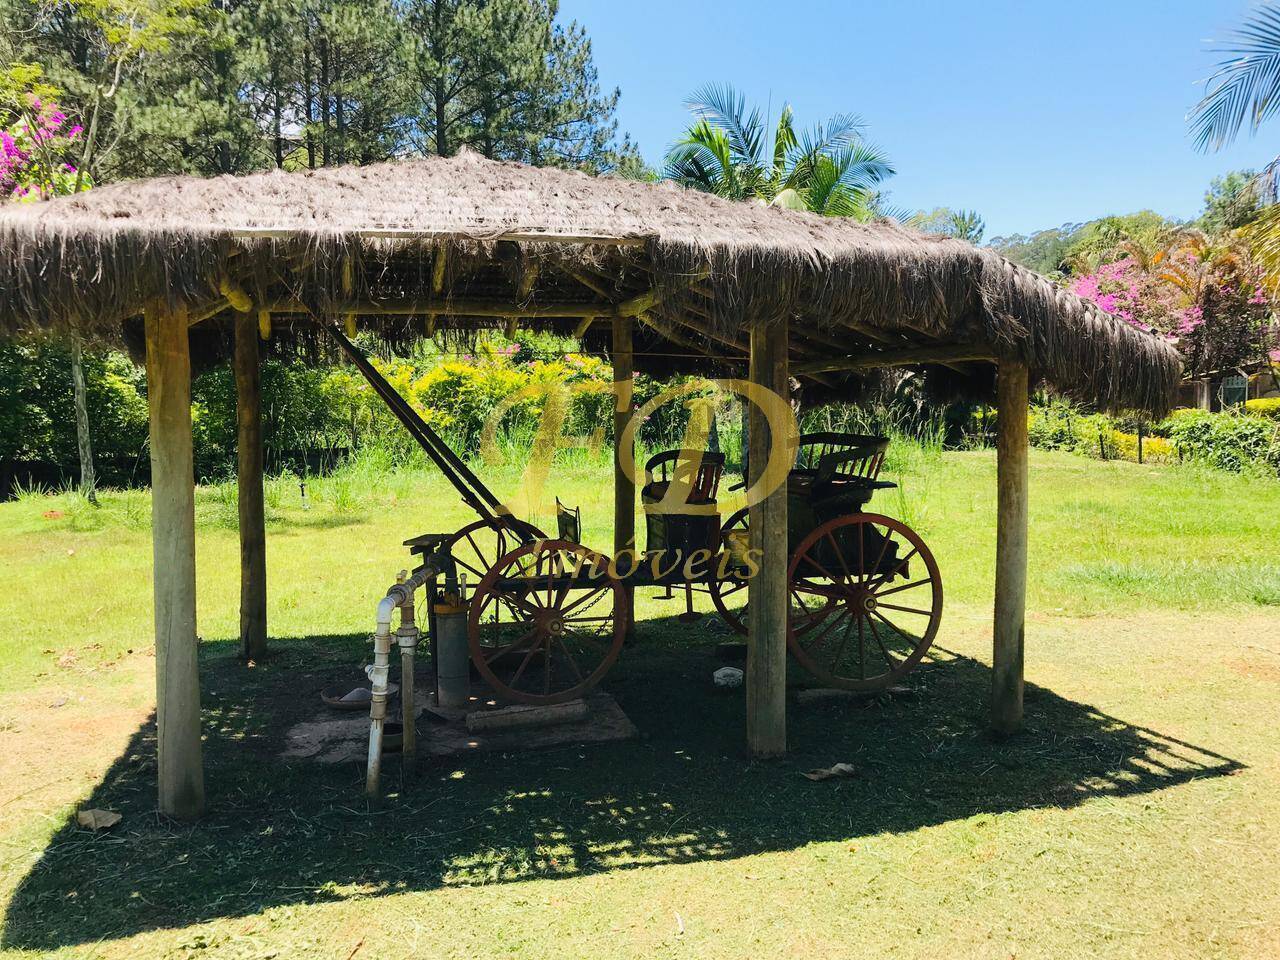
xmin=266 ymin=297 xmax=608 ymax=319
xmin=795 ymin=345 xmax=996 ymax=374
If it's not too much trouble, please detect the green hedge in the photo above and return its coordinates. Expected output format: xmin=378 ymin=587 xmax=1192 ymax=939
xmin=1025 ymin=398 xmax=1280 ymax=477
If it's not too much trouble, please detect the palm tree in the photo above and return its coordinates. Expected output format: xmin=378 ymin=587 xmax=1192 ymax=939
xmin=1189 ymin=4 xmax=1280 ymax=282
xmin=663 ymin=83 xmax=893 ymax=219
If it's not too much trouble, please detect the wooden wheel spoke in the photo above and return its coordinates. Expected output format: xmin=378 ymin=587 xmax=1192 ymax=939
xmin=482 ymin=627 xmax=538 ymax=664
xmin=496 ymin=591 xmax=540 ymax=619
xmin=871 ymin=546 xmax=919 ymax=589
xmin=824 ymin=530 xmax=855 ymax=586
xmin=562 ymin=626 xmax=610 ymax=654
xmin=874 ymin=576 xmax=933 ymax=599
xmin=876 ymin=601 xmax=934 ymax=617
xmin=790 ymin=587 xmax=819 ymax=619
xmin=801 ymin=553 xmax=844 ymax=586
xmin=858 ymin=614 xmax=866 ymax=679
xmin=510 ymin=635 xmax=546 ymax=687
xmin=790 ymin=595 xmax=832 ymax=624
xmin=864 ymin=525 xmax=894 ymax=584
xmin=826 ymin=610 xmax=858 ymax=674
xmin=559 ymin=583 xmax=609 ymax=618
xmin=870 ymin=610 xmax=922 ymax=665
xmin=865 ymin=613 xmax=901 ymax=669
xmin=453 ymin=556 xmax=487 ymax=580
xmin=554 ymin=636 xmax=586 ymax=682
xmin=800 ymin=607 xmax=850 ymax=656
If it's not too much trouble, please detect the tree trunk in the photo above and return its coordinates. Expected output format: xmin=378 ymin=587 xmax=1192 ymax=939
xmin=70 ymin=333 xmax=97 ymax=504
xmin=145 ymin=302 xmax=205 ymax=820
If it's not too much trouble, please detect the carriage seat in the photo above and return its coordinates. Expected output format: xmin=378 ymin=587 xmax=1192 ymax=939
xmin=641 ymin=449 xmax=726 ymax=506
xmin=641 ymin=449 xmax=725 ymax=557
xmin=789 ymin=432 xmax=895 ymax=509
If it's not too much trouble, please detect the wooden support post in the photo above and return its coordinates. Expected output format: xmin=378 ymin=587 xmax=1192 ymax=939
xmin=145 ymin=302 xmax=205 ymax=820
xmin=235 ymin=311 xmax=268 ymax=661
xmin=746 ymin=318 xmax=789 ymax=757
xmin=612 ymin=315 xmax=636 ymax=637
xmin=992 ymin=361 xmax=1029 ymax=736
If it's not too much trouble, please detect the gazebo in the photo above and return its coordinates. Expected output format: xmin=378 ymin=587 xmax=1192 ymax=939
xmin=0 ymin=151 xmax=1180 ymax=820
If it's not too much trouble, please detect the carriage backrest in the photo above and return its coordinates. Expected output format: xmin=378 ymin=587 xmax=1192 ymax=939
xmin=644 ymin=449 xmax=727 ymax=503
xmin=794 ymin=432 xmax=890 ymax=485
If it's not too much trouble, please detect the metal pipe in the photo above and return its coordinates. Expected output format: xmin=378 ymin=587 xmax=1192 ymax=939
xmin=366 ymin=562 xmax=441 ymax=798
xmin=396 ymin=577 xmax=423 ymax=764
xmin=364 ymin=593 xmax=398 ymax=799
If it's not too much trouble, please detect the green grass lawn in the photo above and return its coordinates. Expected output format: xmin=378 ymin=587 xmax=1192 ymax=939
xmin=1 ymin=448 xmax=1278 ymax=959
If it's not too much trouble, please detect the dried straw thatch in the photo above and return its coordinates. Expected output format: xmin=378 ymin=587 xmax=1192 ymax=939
xmin=0 ymin=150 xmax=1180 ymax=413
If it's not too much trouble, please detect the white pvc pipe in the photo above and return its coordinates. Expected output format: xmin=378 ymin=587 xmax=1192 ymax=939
xmin=365 ymin=566 xmax=438 ymax=799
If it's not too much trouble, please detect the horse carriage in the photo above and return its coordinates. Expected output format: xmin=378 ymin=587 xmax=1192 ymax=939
xmin=333 ymin=327 xmax=942 ymax=708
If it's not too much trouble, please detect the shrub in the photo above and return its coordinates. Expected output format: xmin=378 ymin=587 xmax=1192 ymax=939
xmin=1245 ymin=397 xmax=1280 ymax=419
xmin=1160 ymin=409 xmax=1280 ymax=475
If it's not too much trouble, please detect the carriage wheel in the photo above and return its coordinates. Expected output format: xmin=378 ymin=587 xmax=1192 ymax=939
xmin=442 ymin=516 xmax=545 ymax=586
xmin=787 ymin=513 xmax=942 ymax=691
xmin=708 ymin=507 xmax=750 ymax=634
xmin=468 ymin=539 xmax=627 ymax=705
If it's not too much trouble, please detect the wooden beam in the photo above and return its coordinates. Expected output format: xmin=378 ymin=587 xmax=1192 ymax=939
xmin=186 ymin=297 xmax=230 ymax=326
xmin=834 ymin=318 xmax=895 ymax=344
xmin=612 ymin=316 xmax=636 ymax=641
xmin=235 ymin=311 xmax=268 ymax=662
xmin=574 ymin=315 xmax=600 ymax=338
xmin=144 ymin=301 xmax=205 ymax=820
xmin=218 ymin=275 xmax=253 ymax=314
xmin=747 ymin=318 xmax=789 ymax=758
xmin=341 ymin=255 xmax=357 ymax=337
xmin=569 ymin=270 xmax=613 ymax=300
xmin=992 ymin=361 xmax=1029 ymax=735
xmin=517 ymin=258 xmax=540 ymax=298
xmin=432 ymin=246 xmax=448 ymax=295
xmin=265 ymin=297 xmax=606 ymax=319
xmin=427 ymin=246 xmax=448 ymax=333
xmin=617 ymin=271 xmax=709 ymax=318
xmin=635 ymin=312 xmax=715 ymax=356
xmin=794 ymin=345 xmax=996 ymax=375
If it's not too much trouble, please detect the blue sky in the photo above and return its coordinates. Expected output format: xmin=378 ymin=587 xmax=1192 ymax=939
xmin=559 ymin=0 xmax=1279 ymax=239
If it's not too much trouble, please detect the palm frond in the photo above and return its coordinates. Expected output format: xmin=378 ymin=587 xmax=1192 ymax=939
xmin=684 ymin=82 xmax=764 ymax=166
xmin=1189 ymin=3 xmax=1280 ymax=150
xmin=803 ymin=149 xmax=885 ymax=219
xmin=664 ymin=121 xmax=743 ymax=198
xmin=1241 ymin=203 xmax=1280 ymax=290
xmin=771 ymin=104 xmax=796 ymax=183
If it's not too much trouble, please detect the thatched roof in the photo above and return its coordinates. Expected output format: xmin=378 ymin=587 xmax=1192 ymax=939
xmin=0 ymin=150 xmax=1180 ymax=413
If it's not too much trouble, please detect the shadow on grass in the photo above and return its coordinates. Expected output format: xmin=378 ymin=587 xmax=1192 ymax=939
xmin=3 ymin=614 xmax=1242 ymax=950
